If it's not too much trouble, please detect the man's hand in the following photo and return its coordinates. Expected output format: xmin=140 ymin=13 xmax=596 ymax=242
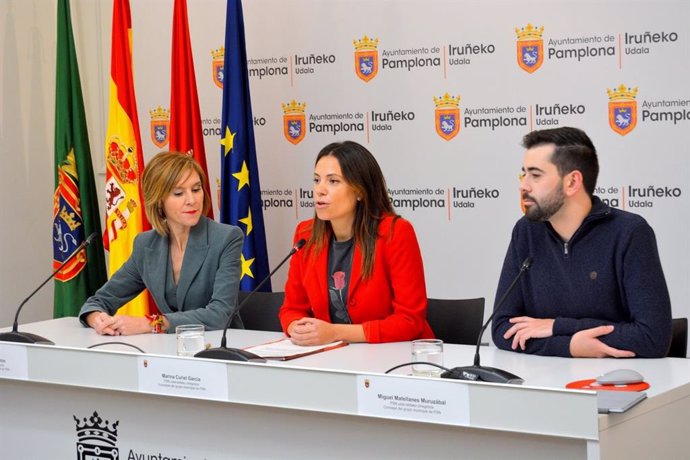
xmin=569 ymin=325 xmax=636 ymax=358
xmin=504 ymin=316 xmax=555 ymax=350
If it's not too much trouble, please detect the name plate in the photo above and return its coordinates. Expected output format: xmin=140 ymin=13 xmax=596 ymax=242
xmin=137 ymin=356 xmax=228 ymax=400
xmin=0 ymin=343 xmax=29 ymax=380
xmin=356 ymin=375 xmax=469 ymax=425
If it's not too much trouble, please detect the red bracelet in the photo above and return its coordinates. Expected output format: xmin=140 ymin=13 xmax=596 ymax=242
xmin=146 ymin=314 xmax=165 ymax=334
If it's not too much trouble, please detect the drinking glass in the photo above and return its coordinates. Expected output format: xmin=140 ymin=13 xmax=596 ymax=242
xmin=411 ymin=339 xmax=444 ymax=377
xmin=176 ymin=324 xmax=205 ymax=357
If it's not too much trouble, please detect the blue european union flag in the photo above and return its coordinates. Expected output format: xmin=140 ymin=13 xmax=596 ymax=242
xmin=219 ymin=0 xmax=271 ymax=291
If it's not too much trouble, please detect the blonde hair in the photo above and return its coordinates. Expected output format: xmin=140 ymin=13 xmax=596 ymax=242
xmin=142 ymin=152 xmax=211 ymax=235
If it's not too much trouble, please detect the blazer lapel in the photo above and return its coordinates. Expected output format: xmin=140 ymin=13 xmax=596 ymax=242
xmin=305 ymin=244 xmax=329 ymax=316
xmin=176 ymin=217 xmax=209 ymax=309
xmin=144 ymin=233 xmax=170 ymax=310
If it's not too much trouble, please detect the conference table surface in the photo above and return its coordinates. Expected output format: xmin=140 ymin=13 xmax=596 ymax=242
xmin=7 ymin=317 xmax=684 ymax=388
xmin=1 ymin=318 xmax=689 ymax=460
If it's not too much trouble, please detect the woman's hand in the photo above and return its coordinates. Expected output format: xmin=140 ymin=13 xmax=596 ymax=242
xmin=288 ymin=318 xmax=338 ymax=346
xmin=86 ymin=311 xmax=118 ymax=335
xmin=86 ymin=312 xmax=151 ymax=336
xmin=288 ymin=318 xmax=365 ymax=345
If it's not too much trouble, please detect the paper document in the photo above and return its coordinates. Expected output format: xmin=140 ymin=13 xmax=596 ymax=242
xmin=245 ymin=338 xmax=347 ymax=360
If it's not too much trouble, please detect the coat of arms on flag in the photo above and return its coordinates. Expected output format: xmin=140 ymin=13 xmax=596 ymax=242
xmin=104 ymin=138 xmax=141 ymax=245
xmin=53 ymin=151 xmax=87 ymax=282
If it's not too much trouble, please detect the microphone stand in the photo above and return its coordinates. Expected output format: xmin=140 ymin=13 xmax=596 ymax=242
xmin=195 ymin=239 xmax=306 ymax=362
xmin=0 ymin=232 xmax=98 ymax=345
xmin=442 ymin=257 xmax=533 ymax=384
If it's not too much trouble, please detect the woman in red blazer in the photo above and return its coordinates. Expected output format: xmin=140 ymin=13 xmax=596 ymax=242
xmin=279 ymin=141 xmax=434 ymax=344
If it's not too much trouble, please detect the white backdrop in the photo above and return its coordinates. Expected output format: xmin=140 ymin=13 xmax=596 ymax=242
xmin=1 ymin=0 xmax=688 ymax=332
xmin=127 ymin=0 xmax=689 ymax=319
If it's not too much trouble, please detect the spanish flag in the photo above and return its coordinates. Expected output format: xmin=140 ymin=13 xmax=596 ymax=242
xmin=169 ymin=0 xmax=213 ymax=217
xmin=103 ymin=0 xmax=153 ymax=316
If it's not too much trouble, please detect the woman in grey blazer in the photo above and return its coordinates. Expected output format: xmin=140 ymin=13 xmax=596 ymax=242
xmin=79 ymin=152 xmax=243 ymax=335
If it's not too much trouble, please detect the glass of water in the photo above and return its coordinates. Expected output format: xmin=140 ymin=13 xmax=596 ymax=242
xmin=411 ymin=339 xmax=444 ymax=377
xmin=176 ymin=324 xmax=205 ymax=357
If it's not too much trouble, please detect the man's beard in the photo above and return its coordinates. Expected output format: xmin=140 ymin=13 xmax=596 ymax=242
xmin=524 ymin=183 xmax=565 ymax=222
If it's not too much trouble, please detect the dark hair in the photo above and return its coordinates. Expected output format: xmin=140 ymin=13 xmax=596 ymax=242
xmin=522 ymin=127 xmax=599 ymax=196
xmin=309 ymin=141 xmax=395 ymax=278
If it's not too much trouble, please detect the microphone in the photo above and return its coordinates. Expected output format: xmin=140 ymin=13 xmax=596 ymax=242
xmin=441 ymin=256 xmax=533 ymax=384
xmin=195 ymin=238 xmax=307 ymax=361
xmin=0 ymin=232 xmax=99 ymax=345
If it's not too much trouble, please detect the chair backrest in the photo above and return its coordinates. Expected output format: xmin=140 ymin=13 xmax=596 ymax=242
xmin=235 ymin=291 xmax=285 ymax=332
xmin=426 ymin=298 xmax=485 ymax=345
xmin=668 ymin=317 xmax=688 ymax=358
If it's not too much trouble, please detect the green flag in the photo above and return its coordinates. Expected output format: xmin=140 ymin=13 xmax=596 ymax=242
xmin=53 ymin=0 xmax=107 ymax=318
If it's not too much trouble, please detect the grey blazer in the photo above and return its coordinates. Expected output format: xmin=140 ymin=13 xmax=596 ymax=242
xmin=79 ymin=216 xmax=244 ymax=331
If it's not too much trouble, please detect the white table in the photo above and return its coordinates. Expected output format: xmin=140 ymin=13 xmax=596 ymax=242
xmin=1 ymin=318 xmax=688 ymax=459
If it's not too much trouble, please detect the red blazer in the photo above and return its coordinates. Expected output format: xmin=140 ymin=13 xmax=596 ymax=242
xmin=279 ymin=214 xmax=434 ymax=343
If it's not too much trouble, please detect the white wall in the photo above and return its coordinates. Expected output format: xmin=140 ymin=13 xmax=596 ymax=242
xmin=0 ymin=0 xmax=107 ymax=326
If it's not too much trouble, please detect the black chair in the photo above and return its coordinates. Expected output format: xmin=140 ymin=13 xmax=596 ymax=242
xmin=235 ymin=291 xmax=285 ymax=332
xmin=426 ymin=298 xmax=485 ymax=345
xmin=668 ymin=318 xmax=688 ymax=358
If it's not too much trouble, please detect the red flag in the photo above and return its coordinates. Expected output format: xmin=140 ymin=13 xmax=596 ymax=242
xmin=169 ymin=0 xmax=213 ymax=217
